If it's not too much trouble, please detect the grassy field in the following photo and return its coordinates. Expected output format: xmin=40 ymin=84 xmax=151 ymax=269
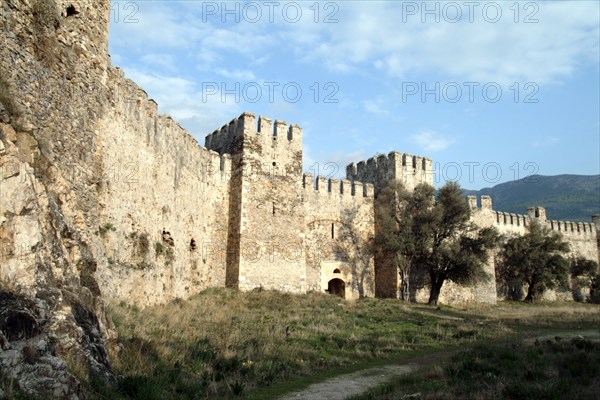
xmin=91 ymin=288 xmax=599 ymax=399
xmin=350 ymin=336 xmax=600 ymax=400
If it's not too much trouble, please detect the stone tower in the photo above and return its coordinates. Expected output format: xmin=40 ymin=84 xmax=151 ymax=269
xmin=346 ymin=152 xmax=433 ymax=298
xmin=346 ymin=152 xmax=433 ymax=191
xmin=205 ymin=112 xmax=307 ymax=292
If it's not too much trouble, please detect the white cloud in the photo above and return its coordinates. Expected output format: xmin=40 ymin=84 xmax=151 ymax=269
xmin=410 ymin=131 xmax=455 ymax=152
xmin=363 ymin=97 xmax=389 ymax=115
xmin=214 ymin=68 xmax=256 ymax=80
xmin=124 ymin=68 xmax=241 ymax=138
xmin=110 ymin=3 xmax=276 ymax=71
xmin=109 ymin=3 xmax=206 ymax=50
xmin=304 ymin=150 xmax=367 ymax=179
xmin=285 ymin=2 xmax=599 ymax=85
xmin=532 ymin=136 xmax=559 ymax=148
xmin=140 ymin=53 xmax=177 ymax=72
xmin=111 ymin=2 xmax=599 ymax=87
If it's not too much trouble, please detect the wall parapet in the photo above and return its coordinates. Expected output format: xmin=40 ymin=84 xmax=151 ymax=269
xmin=467 ymin=195 xmax=493 ymax=210
xmin=303 ymin=173 xmax=374 ymax=198
xmin=108 ymin=66 xmax=233 ymax=181
xmin=205 ymin=112 xmax=302 ymax=155
xmin=547 ymin=220 xmax=597 ymax=237
xmin=346 ymin=151 xmax=432 ymax=188
xmin=494 ymin=211 xmax=530 ymax=227
xmin=467 ymin=195 xmax=597 ymax=237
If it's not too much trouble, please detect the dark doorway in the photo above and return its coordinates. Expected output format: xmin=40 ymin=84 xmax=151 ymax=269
xmin=328 ymin=278 xmax=345 ymax=298
xmin=66 ymin=5 xmax=78 ymax=16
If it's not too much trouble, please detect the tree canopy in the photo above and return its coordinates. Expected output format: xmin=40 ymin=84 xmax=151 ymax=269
xmin=376 ymin=180 xmax=499 ymax=305
xmin=497 ymin=221 xmax=571 ymax=302
xmin=571 ymin=256 xmax=599 ymax=303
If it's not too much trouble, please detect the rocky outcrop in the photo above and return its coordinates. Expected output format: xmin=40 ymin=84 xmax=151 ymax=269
xmin=1 ymin=0 xmax=116 ymax=397
xmin=0 ymin=120 xmax=116 ymax=398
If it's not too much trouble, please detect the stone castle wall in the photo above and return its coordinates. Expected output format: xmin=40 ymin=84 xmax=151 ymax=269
xmin=303 ymin=174 xmax=375 ymax=299
xmin=462 ymin=197 xmax=599 ymax=302
xmin=1 ymin=0 xmax=598 ymax=311
xmin=95 ymin=68 xmax=232 ymax=305
xmin=347 ymin=151 xmax=433 ymax=191
xmin=468 ymin=196 xmax=599 ymax=268
xmin=1 ymin=1 xmax=598 ymax=397
xmin=206 ymin=113 xmax=308 ymax=294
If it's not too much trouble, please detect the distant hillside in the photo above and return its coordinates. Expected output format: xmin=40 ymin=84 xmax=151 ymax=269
xmin=463 ymin=175 xmax=600 ymax=222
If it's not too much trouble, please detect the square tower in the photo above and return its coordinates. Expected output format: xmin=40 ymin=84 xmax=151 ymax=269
xmin=205 ymin=112 xmax=306 ymax=292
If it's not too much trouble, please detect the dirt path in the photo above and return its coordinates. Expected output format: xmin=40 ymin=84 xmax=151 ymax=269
xmin=277 ymin=364 xmax=417 ymax=400
xmin=278 ymin=330 xmax=600 ymax=400
xmin=278 ymin=350 xmax=456 ymax=400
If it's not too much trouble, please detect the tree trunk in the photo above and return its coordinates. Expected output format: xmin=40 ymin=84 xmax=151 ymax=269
xmin=400 ymin=269 xmax=409 ymax=301
xmin=524 ymin=286 xmax=535 ymax=302
xmin=524 ymin=281 xmax=536 ymax=302
xmin=428 ymin=277 xmax=444 ymax=306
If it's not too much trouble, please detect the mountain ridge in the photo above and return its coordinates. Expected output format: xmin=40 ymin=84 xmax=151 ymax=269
xmin=463 ymin=174 xmax=600 ymax=222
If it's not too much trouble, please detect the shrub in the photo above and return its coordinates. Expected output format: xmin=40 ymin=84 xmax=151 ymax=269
xmin=155 ymin=241 xmax=164 ymax=256
xmin=97 ymin=223 xmax=116 ymax=237
xmin=137 ymin=233 xmax=150 ymax=256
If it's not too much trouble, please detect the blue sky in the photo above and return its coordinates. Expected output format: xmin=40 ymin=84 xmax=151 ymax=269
xmin=108 ymin=0 xmax=600 ymax=189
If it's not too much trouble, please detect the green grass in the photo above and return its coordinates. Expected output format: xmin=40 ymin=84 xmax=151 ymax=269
xmin=350 ymin=336 xmax=600 ymax=400
xmin=94 ymin=289 xmax=599 ymax=399
xmin=96 ymin=223 xmax=116 ymax=237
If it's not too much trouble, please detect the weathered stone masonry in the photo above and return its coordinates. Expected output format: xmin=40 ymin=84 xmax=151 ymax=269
xmin=203 ymin=112 xmax=375 ymax=300
xmin=1 ymin=1 xmax=598 ymax=397
xmin=1 ymin=0 xmax=599 ymax=313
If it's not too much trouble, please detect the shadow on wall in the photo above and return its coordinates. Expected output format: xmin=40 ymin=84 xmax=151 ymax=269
xmin=496 ymin=280 xmax=590 ymax=302
xmin=408 ymin=266 xmax=430 ymax=302
xmin=332 ymin=206 xmax=374 ymax=299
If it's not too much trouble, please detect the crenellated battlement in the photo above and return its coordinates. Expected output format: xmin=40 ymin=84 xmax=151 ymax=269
xmin=108 ymin=67 xmax=233 ymax=183
xmin=467 ymin=195 xmax=493 ymax=210
xmin=206 ymin=150 xmax=233 ymax=176
xmin=205 ymin=112 xmax=302 ymax=155
xmin=493 ymin=211 xmax=597 ymax=237
xmin=494 ymin=211 xmax=530 ymax=227
xmin=303 ymin=173 xmax=374 ymax=198
xmin=346 ymin=151 xmax=433 ymax=190
xmin=110 ymin=67 xmax=200 ymax=148
xmin=466 ymin=195 xmax=598 ymax=237
xmin=547 ymin=220 xmax=597 ymax=236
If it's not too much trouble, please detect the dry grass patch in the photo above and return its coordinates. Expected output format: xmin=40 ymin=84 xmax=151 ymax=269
xmin=100 ymin=289 xmax=599 ymax=399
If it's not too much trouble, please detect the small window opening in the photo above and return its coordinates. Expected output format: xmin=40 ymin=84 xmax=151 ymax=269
xmin=331 ymin=223 xmax=335 ymax=239
xmin=272 ymin=161 xmax=276 ymax=166
xmin=333 ymin=268 xmax=341 ymax=274
xmin=190 ymin=239 xmax=197 ymax=251
xmin=272 ymin=202 xmax=276 ymax=215
xmin=66 ymin=5 xmax=78 ymax=17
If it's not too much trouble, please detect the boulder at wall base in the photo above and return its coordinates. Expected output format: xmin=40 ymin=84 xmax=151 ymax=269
xmin=0 ymin=288 xmax=116 ymax=399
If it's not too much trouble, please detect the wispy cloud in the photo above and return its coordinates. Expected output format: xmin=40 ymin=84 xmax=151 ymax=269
xmin=363 ymin=97 xmax=389 ymax=115
xmin=214 ymin=68 xmax=256 ymax=80
xmin=532 ymin=136 xmax=559 ymax=148
xmin=124 ymin=68 xmax=240 ymax=138
xmin=410 ymin=131 xmax=455 ymax=152
xmin=304 ymin=150 xmax=367 ymax=179
xmin=140 ymin=53 xmax=177 ymax=72
xmin=289 ymin=2 xmax=599 ymax=85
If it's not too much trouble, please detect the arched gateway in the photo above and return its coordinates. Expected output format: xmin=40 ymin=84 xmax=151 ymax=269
xmin=327 ymin=278 xmax=345 ymax=298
